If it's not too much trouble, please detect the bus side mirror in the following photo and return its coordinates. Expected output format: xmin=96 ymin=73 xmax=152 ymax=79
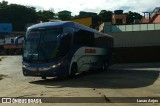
xmin=57 ymin=34 xmax=61 ymax=45
xmin=57 ymin=33 xmax=70 ymax=45
xmin=15 ymin=35 xmax=24 ymax=47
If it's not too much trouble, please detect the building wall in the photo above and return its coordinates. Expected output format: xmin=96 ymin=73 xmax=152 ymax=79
xmin=101 ymin=23 xmax=160 ymax=48
xmin=103 ymin=23 xmax=160 ymax=33
xmin=70 ymin=17 xmax=92 ymax=27
xmin=112 ymin=14 xmax=126 ymax=24
xmin=113 ymin=46 xmax=160 ymax=63
xmin=100 ymin=22 xmax=160 ymax=63
xmin=107 ymin=31 xmax=160 ymax=63
xmin=153 ymin=15 xmax=160 ymax=23
xmin=108 ymin=30 xmax=160 ymax=47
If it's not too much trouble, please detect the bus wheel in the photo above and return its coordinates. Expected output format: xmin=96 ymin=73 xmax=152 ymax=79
xmin=70 ymin=63 xmax=78 ymax=78
xmin=42 ymin=76 xmax=46 ymax=79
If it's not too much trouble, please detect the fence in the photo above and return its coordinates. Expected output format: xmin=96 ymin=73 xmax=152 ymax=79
xmin=105 ymin=23 xmax=160 ymax=33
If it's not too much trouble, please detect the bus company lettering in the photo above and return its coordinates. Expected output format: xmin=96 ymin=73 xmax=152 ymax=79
xmin=85 ymin=49 xmax=96 ymax=54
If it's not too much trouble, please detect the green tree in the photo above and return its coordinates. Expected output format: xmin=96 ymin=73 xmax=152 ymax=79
xmin=58 ymin=10 xmax=72 ymax=20
xmin=0 ymin=1 xmax=38 ymax=31
xmin=125 ymin=11 xmax=142 ymax=24
xmin=0 ymin=0 xmax=8 ymax=8
xmin=37 ymin=10 xmax=55 ymax=22
xmin=99 ymin=10 xmax=112 ymax=22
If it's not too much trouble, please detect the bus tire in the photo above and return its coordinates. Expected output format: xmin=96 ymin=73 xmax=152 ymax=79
xmin=42 ymin=76 xmax=46 ymax=79
xmin=70 ymin=63 xmax=78 ymax=78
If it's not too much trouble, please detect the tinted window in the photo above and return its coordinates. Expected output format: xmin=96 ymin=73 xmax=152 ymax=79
xmin=24 ymin=29 xmax=62 ymax=61
xmin=41 ymin=29 xmax=62 ymax=42
xmin=63 ymin=27 xmax=74 ymax=33
xmin=95 ymin=36 xmax=113 ymax=48
xmin=73 ymin=28 xmax=94 ymax=47
xmin=59 ymin=34 xmax=71 ymax=57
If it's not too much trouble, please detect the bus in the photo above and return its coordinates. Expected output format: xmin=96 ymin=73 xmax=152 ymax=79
xmin=15 ymin=21 xmax=113 ymax=79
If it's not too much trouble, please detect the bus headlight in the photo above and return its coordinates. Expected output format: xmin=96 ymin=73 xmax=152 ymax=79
xmin=52 ymin=62 xmax=61 ymax=68
xmin=22 ymin=64 xmax=26 ymax=68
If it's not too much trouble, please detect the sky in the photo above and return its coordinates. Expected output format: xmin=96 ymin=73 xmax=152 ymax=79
xmin=1 ymin=0 xmax=160 ymax=15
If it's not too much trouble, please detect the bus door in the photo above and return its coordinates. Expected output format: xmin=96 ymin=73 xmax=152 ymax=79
xmin=58 ymin=33 xmax=72 ymax=71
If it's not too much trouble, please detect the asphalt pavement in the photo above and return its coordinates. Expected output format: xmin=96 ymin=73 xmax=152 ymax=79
xmin=0 ymin=56 xmax=160 ymax=106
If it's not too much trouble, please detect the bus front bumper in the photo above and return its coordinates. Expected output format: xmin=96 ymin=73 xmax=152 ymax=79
xmin=23 ymin=68 xmax=59 ymax=77
xmin=22 ymin=61 xmax=69 ymax=77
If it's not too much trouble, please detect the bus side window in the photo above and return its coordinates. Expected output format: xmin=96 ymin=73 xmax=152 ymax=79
xmin=59 ymin=34 xmax=71 ymax=57
xmin=95 ymin=36 xmax=113 ymax=48
xmin=74 ymin=29 xmax=94 ymax=47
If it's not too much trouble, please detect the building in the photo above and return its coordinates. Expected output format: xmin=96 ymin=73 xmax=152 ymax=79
xmin=69 ymin=17 xmax=92 ymax=27
xmin=99 ymin=8 xmax=160 ymax=63
xmin=58 ymin=10 xmax=72 ymax=16
xmin=141 ymin=17 xmax=150 ymax=23
xmin=112 ymin=10 xmax=126 ymax=24
xmin=150 ymin=7 xmax=160 ymax=23
xmin=79 ymin=11 xmax=97 ymax=18
xmin=141 ymin=7 xmax=160 ymax=23
xmin=58 ymin=10 xmax=72 ymax=20
xmin=99 ymin=22 xmax=160 ymax=63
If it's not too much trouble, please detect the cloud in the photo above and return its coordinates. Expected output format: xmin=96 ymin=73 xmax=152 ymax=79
xmin=2 ymin=0 xmax=160 ymax=15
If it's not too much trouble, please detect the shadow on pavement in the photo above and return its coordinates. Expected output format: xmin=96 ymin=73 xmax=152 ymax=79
xmin=29 ymin=68 xmax=160 ymax=89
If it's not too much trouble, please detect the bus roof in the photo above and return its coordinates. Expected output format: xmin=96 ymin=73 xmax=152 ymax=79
xmin=28 ymin=21 xmax=112 ymax=38
xmin=28 ymin=21 xmax=96 ymax=32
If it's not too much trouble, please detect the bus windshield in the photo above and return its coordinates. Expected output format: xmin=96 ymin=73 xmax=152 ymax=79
xmin=23 ymin=29 xmax=62 ymax=62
